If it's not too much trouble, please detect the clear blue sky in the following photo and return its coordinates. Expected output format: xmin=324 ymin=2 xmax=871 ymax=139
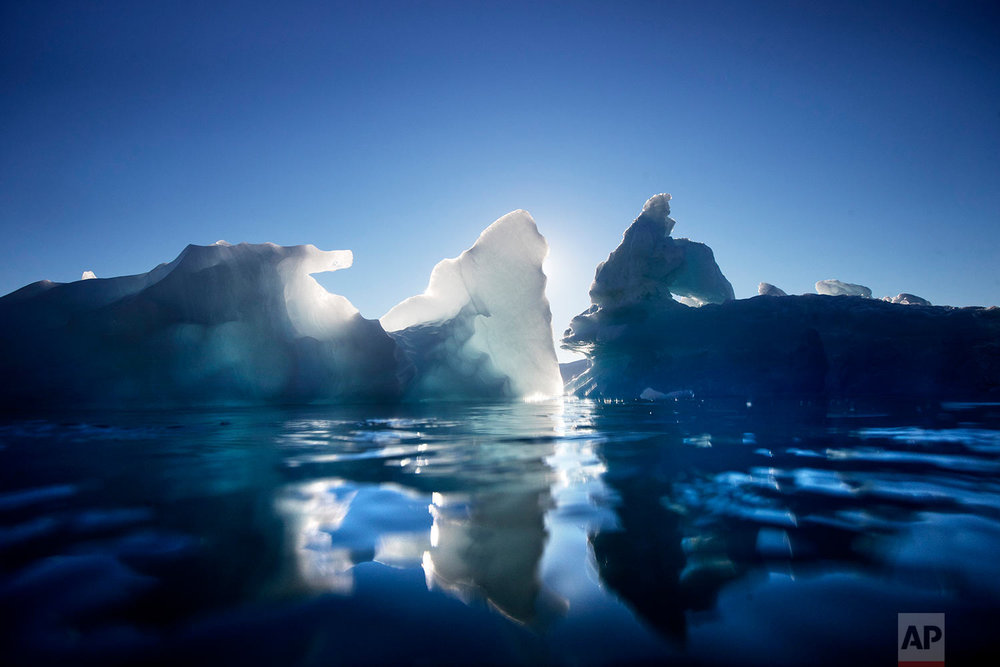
xmin=2 ymin=1 xmax=998 ymax=360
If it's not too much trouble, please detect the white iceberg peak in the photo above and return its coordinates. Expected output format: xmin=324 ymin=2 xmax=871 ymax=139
xmin=641 ymin=193 xmax=672 ymax=214
xmin=81 ymin=270 xmax=96 ymax=280
xmin=758 ymin=282 xmax=787 ymax=296
xmin=382 ymin=209 xmax=562 ymax=400
xmin=887 ymin=293 xmax=931 ymax=306
xmin=637 ymin=193 xmax=675 ymax=236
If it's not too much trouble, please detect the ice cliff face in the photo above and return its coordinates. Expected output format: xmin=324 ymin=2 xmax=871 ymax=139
xmin=0 ymin=214 xmax=562 ymax=408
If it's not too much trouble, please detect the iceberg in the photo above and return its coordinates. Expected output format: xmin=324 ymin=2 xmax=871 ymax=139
xmin=0 ymin=213 xmax=561 ymax=408
xmin=562 ymin=194 xmax=736 ymax=397
xmin=586 ymin=194 xmax=734 ymax=309
xmin=815 ymin=279 xmax=872 ymax=298
xmin=0 ymin=242 xmax=401 ymax=407
xmin=559 ymin=359 xmax=591 ymax=385
xmin=884 ymin=293 xmax=932 ymax=306
xmin=563 ymin=194 xmax=1000 ymax=401
xmin=382 ymin=210 xmax=562 ymax=401
xmin=757 ymin=282 xmax=787 ymax=297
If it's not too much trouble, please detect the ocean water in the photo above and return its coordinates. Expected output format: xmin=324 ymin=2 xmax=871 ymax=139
xmin=1 ymin=398 xmax=999 ymax=665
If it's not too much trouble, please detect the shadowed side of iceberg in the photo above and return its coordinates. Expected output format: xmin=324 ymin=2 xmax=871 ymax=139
xmin=0 ymin=242 xmax=402 ymax=408
xmin=569 ymin=294 xmax=1000 ymax=400
xmin=563 ymin=194 xmax=1000 ymax=401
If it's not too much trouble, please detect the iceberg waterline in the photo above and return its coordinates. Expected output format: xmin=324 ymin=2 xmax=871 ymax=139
xmin=2 ymin=193 xmax=997 ymax=407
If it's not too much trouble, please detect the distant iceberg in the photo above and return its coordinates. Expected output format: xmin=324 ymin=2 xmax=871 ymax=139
xmin=757 ymin=282 xmax=787 ymax=297
xmin=0 ymin=214 xmax=561 ymax=408
xmin=815 ymin=279 xmax=872 ymax=298
xmin=884 ymin=293 xmax=932 ymax=306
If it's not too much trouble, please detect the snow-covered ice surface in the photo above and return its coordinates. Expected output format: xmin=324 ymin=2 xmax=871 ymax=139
xmin=815 ymin=279 xmax=872 ymax=298
xmin=0 ymin=214 xmax=562 ymax=407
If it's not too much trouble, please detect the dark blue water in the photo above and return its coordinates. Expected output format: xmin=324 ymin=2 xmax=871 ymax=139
xmin=2 ymin=399 xmax=999 ymax=665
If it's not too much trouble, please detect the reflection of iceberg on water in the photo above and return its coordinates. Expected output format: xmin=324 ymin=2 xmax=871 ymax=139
xmin=277 ymin=479 xmax=432 ymax=594
xmin=422 ymin=489 xmax=562 ymax=626
xmin=277 ymin=468 xmax=562 ymax=625
xmin=0 ymin=210 xmax=562 ymax=407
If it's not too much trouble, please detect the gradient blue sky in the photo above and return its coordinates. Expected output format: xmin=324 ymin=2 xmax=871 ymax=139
xmin=2 ymin=1 xmax=998 ymax=360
